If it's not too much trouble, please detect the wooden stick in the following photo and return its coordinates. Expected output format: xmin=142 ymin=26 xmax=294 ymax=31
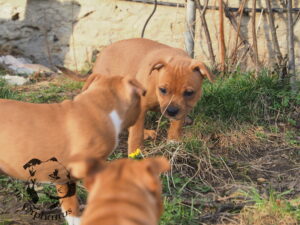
xmin=252 ymin=0 xmax=259 ymax=76
xmin=224 ymin=4 xmax=257 ymax=65
xmin=265 ymin=0 xmax=283 ymax=65
xmin=195 ymin=0 xmax=215 ymax=66
xmin=287 ymin=0 xmax=297 ymax=91
xmin=218 ymin=0 xmax=226 ymax=72
xmin=122 ymin=0 xmax=300 ymax=13
xmin=185 ymin=0 xmax=196 ymax=58
xmin=231 ymin=0 xmax=247 ymax=69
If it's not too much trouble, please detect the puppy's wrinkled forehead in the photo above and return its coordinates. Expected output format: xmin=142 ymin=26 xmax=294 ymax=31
xmin=158 ymin=60 xmax=202 ymax=91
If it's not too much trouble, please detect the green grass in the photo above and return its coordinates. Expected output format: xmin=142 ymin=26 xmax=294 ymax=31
xmin=239 ymin=189 xmax=300 ymax=224
xmin=0 ymin=79 xmax=18 ymax=99
xmin=160 ymin=197 xmax=198 ymax=225
xmin=0 ymin=71 xmax=299 ymax=224
xmin=0 ymin=219 xmax=14 ymax=225
xmin=20 ymin=81 xmax=82 ymax=103
xmin=193 ymin=70 xmax=299 ymax=124
xmin=0 ymin=78 xmax=82 ymax=103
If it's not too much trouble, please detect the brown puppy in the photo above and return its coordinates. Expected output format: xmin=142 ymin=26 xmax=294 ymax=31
xmin=0 ymin=74 xmax=145 ymax=225
xmin=60 ymin=38 xmax=214 ymax=154
xmin=69 ymin=156 xmax=170 ymax=225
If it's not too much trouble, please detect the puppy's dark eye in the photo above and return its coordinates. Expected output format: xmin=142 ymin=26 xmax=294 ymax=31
xmin=159 ymin=87 xmax=167 ymax=94
xmin=184 ymin=90 xmax=194 ymax=97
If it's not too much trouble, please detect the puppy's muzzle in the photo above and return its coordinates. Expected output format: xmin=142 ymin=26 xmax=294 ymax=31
xmin=166 ymin=106 xmax=180 ymax=117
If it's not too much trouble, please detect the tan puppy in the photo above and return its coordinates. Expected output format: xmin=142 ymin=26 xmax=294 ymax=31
xmin=69 ymin=156 xmax=170 ymax=225
xmin=60 ymin=38 xmax=214 ymax=154
xmin=0 ymin=74 xmax=145 ymax=225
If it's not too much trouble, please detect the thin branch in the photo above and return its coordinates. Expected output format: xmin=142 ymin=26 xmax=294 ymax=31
xmin=293 ymin=10 xmax=300 ymax=27
xmin=122 ymin=0 xmax=300 ymax=13
xmin=235 ymin=0 xmax=248 ymax=49
xmin=231 ymin=0 xmax=247 ymax=68
xmin=224 ymin=4 xmax=257 ymax=65
xmin=185 ymin=0 xmax=196 ymax=58
xmin=218 ymin=0 xmax=226 ymax=72
xmin=287 ymin=0 xmax=297 ymax=91
xmin=265 ymin=0 xmax=283 ymax=65
xmin=195 ymin=0 xmax=215 ymax=66
xmin=252 ymin=0 xmax=259 ymax=75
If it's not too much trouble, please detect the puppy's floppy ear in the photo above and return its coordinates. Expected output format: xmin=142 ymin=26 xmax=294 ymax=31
xmin=81 ymin=74 xmax=100 ymax=91
xmin=141 ymin=156 xmax=170 ymax=192
xmin=190 ymin=60 xmax=215 ymax=83
xmin=144 ymin=57 xmax=173 ymax=76
xmin=68 ymin=154 xmax=105 ymax=179
xmin=125 ymin=77 xmax=147 ymax=97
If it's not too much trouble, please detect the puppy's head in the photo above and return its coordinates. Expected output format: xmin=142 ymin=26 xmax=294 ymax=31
xmin=82 ymin=74 xmax=146 ymax=130
xmin=147 ymin=58 xmax=214 ymax=120
xmin=69 ymin=156 xmax=170 ymax=218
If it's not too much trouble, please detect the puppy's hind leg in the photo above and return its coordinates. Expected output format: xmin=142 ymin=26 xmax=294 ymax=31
xmin=56 ymin=183 xmax=81 ymax=225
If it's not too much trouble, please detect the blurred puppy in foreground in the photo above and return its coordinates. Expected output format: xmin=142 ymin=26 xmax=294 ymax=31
xmin=0 ymin=73 xmax=145 ymax=225
xmin=69 ymin=156 xmax=170 ymax=225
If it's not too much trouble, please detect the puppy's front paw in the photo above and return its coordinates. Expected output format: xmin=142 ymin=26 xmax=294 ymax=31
xmin=144 ymin=129 xmax=157 ymax=140
xmin=167 ymin=133 xmax=181 ymax=143
xmin=167 ymin=132 xmax=181 ymax=143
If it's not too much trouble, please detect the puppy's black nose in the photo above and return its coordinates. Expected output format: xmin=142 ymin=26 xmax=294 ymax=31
xmin=166 ymin=106 xmax=179 ymax=117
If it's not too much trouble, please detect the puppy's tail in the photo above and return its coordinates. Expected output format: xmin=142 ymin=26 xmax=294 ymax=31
xmin=56 ymin=66 xmax=89 ymax=82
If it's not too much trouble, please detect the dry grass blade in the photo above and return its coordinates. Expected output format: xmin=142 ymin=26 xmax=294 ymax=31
xmin=154 ymin=95 xmax=174 ymax=145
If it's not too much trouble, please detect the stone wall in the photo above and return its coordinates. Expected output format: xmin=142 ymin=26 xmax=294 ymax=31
xmin=0 ymin=0 xmax=299 ymax=73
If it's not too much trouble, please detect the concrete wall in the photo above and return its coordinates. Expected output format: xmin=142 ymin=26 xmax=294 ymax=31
xmin=0 ymin=0 xmax=299 ymax=73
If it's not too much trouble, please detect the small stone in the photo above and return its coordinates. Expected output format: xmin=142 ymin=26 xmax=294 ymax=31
xmin=2 ymin=74 xmax=29 ymax=85
xmin=257 ymin=177 xmax=266 ymax=183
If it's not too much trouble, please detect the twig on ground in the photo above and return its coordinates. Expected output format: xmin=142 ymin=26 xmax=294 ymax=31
xmin=219 ymin=156 xmax=235 ymax=182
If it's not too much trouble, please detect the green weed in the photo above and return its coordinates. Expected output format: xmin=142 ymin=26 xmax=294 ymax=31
xmin=193 ymin=71 xmax=299 ymax=124
xmin=0 ymin=79 xmax=18 ymax=99
xmin=285 ymin=130 xmax=300 ymax=146
xmin=160 ymin=197 xmax=198 ymax=225
xmin=239 ymin=188 xmax=300 ymax=224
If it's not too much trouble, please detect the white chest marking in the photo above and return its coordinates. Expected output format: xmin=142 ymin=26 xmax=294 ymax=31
xmin=109 ymin=110 xmax=122 ymax=138
xmin=65 ymin=215 xmax=80 ymax=225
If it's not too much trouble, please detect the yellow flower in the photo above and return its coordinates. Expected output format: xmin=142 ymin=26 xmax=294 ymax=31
xmin=129 ymin=148 xmax=142 ymax=159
